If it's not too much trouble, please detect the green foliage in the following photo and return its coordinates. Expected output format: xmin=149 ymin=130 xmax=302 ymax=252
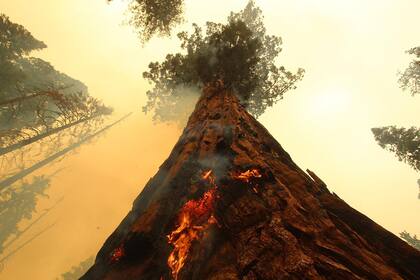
xmin=398 ymin=47 xmax=420 ymax=96
xmin=400 ymin=231 xmax=420 ymax=250
xmin=0 ymin=58 xmax=89 ymax=132
xmin=109 ymin=0 xmax=184 ymax=43
xmin=142 ymin=0 xmax=304 ymax=123
xmin=0 ymin=176 xmax=50 ymax=254
xmin=14 ymin=57 xmax=88 ymax=96
xmin=0 ymin=14 xmax=112 ymax=151
xmin=418 ymin=178 xmax=420 ymax=199
xmin=371 ymin=126 xmax=420 ymax=172
xmin=60 ymin=256 xmax=94 ymax=280
xmin=372 ymin=47 xmax=420 ymax=199
xmin=0 ymin=14 xmax=46 ymax=60
xmin=0 ymin=14 xmax=47 ymax=94
xmin=0 ymin=13 xmax=87 ymax=105
xmin=0 ymin=14 xmax=87 ymax=101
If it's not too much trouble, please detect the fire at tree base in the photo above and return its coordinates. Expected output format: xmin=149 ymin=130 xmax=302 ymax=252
xmin=82 ymin=84 xmax=420 ymax=280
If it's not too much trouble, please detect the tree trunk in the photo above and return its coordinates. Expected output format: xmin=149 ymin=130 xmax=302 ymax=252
xmin=1 ymin=196 xmax=63 ymax=253
xmin=0 ymin=91 xmax=51 ymax=107
xmin=82 ymin=85 xmax=420 ymax=280
xmin=0 ymin=113 xmax=132 ymax=190
xmin=0 ymin=114 xmax=100 ymax=156
xmin=0 ymin=222 xmax=56 ymax=267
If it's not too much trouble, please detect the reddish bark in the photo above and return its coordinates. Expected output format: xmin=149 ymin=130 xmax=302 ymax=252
xmin=82 ymin=84 xmax=420 ymax=280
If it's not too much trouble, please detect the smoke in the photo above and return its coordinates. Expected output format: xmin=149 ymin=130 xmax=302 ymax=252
xmin=153 ymin=84 xmax=202 ymax=127
xmin=197 ymin=155 xmax=231 ymax=179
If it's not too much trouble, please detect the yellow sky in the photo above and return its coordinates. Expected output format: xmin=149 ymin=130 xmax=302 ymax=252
xmin=0 ymin=0 xmax=419 ymax=279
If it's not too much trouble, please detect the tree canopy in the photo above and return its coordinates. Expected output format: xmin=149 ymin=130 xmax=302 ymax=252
xmin=60 ymin=256 xmax=94 ymax=280
xmin=371 ymin=126 xmax=420 ymax=172
xmin=0 ymin=14 xmax=46 ymax=60
xmin=0 ymin=14 xmax=47 ymax=94
xmin=372 ymin=47 xmax=420 ymax=201
xmin=398 ymin=47 xmax=420 ymax=96
xmin=400 ymin=231 xmax=420 ymax=251
xmin=108 ymin=0 xmax=184 ymax=43
xmin=0 ymin=14 xmax=112 ymax=151
xmin=142 ymin=0 xmax=304 ymax=123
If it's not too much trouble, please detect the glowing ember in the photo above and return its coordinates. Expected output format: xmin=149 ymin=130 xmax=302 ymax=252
xmin=167 ymin=168 xmax=262 ymax=278
xmin=110 ymin=245 xmax=125 ymax=262
xmin=167 ymin=170 xmax=219 ymax=279
xmin=202 ymin=170 xmax=212 ymax=180
xmin=202 ymin=170 xmax=215 ymax=185
xmin=233 ymin=169 xmax=262 ymax=183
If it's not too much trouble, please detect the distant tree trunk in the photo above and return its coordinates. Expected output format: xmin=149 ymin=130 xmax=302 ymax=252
xmin=0 ymin=222 xmax=56 ymax=267
xmin=0 ymin=113 xmax=132 ymax=190
xmin=0 ymin=92 xmax=52 ymax=107
xmin=1 ymin=197 xmax=63 ymax=252
xmin=0 ymin=114 xmax=101 ymax=156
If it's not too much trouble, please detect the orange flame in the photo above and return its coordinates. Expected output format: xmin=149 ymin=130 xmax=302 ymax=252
xmin=233 ymin=169 xmax=262 ymax=183
xmin=168 ymin=168 xmax=264 ymax=278
xmin=202 ymin=170 xmax=212 ymax=180
xmin=202 ymin=170 xmax=215 ymax=185
xmin=110 ymin=245 xmax=125 ymax=262
xmin=167 ymin=187 xmax=217 ymax=279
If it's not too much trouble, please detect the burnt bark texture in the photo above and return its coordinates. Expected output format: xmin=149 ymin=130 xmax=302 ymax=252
xmin=82 ymin=83 xmax=420 ymax=280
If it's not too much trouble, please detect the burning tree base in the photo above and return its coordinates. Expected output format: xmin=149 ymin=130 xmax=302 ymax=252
xmin=82 ymin=85 xmax=420 ymax=280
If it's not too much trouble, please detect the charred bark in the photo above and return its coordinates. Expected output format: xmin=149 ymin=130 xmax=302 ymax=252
xmin=82 ymin=85 xmax=420 ymax=280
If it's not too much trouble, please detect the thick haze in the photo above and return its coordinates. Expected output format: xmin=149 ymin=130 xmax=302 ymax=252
xmin=0 ymin=0 xmax=419 ymax=279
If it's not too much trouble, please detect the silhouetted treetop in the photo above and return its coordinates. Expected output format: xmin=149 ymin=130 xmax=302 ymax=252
xmin=0 ymin=14 xmax=46 ymax=60
xmin=60 ymin=256 xmax=94 ymax=280
xmin=0 ymin=14 xmax=88 ymax=99
xmin=398 ymin=46 xmax=419 ymax=96
xmin=108 ymin=0 xmax=184 ymax=43
xmin=400 ymin=231 xmax=420 ymax=250
xmin=142 ymin=0 xmax=304 ymax=123
xmin=371 ymin=126 xmax=420 ymax=172
xmin=0 ymin=14 xmax=46 ymax=95
xmin=0 ymin=14 xmax=112 ymax=154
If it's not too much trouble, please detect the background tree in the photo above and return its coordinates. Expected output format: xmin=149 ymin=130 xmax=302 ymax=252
xmin=108 ymin=0 xmax=184 ymax=43
xmin=0 ymin=176 xmax=50 ymax=255
xmin=372 ymin=47 xmax=420 ymax=250
xmin=0 ymin=113 xmax=132 ymax=191
xmin=59 ymin=256 xmax=94 ymax=280
xmin=0 ymin=112 xmax=108 ymax=181
xmin=0 ymin=14 xmax=112 ymax=154
xmin=371 ymin=126 xmax=420 ymax=172
xmin=400 ymin=231 xmax=420 ymax=251
xmin=0 ymin=14 xmax=86 ymax=104
xmin=0 ymin=14 xmax=46 ymax=95
xmin=398 ymin=47 xmax=420 ymax=96
xmin=372 ymin=47 xmax=419 ymax=199
xmin=0 ymin=90 xmax=112 ymax=156
xmin=0 ymin=14 xmax=118 ymax=270
xmin=142 ymin=0 xmax=304 ymax=123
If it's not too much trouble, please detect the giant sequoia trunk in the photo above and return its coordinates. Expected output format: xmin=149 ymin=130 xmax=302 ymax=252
xmin=82 ymin=84 xmax=420 ymax=280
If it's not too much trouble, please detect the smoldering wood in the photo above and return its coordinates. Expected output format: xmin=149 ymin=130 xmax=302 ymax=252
xmin=81 ymin=86 xmax=420 ymax=280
